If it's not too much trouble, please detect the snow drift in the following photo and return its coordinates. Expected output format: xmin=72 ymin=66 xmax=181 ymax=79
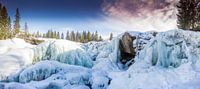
xmin=0 ymin=38 xmax=34 ymax=81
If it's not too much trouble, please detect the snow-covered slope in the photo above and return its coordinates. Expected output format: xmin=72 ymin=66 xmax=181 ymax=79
xmin=0 ymin=38 xmax=34 ymax=81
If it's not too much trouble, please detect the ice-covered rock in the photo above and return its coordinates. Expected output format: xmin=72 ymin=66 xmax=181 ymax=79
xmin=119 ymin=32 xmax=136 ymax=64
xmin=33 ymin=40 xmax=93 ymax=68
xmin=109 ymin=30 xmax=200 ymax=89
xmin=5 ymin=60 xmax=92 ymax=89
xmin=10 ymin=60 xmax=92 ymax=83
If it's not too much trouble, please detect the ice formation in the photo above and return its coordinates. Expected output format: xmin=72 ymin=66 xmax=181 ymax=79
xmin=1 ymin=30 xmax=200 ymax=89
xmin=6 ymin=60 xmax=92 ymax=88
xmin=109 ymin=30 xmax=200 ymax=89
xmin=33 ymin=40 xmax=93 ymax=68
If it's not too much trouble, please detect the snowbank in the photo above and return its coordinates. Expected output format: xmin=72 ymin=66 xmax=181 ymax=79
xmin=0 ymin=38 xmax=34 ymax=81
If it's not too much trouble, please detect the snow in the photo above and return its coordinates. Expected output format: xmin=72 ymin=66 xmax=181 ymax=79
xmin=1 ymin=30 xmax=200 ymax=89
xmin=0 ymin=38 xmax=34 ymax=81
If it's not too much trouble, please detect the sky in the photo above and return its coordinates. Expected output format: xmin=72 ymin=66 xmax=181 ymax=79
xmin=0 ymin=0 xmax=177 ymax=38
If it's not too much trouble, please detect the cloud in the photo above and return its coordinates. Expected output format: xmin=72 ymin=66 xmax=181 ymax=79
xmin=101 ymin=0 xmax=178 ymax=32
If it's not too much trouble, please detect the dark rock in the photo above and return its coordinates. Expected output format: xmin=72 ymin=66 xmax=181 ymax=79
xmin=119 ymin=32 xmax=136 ymax=64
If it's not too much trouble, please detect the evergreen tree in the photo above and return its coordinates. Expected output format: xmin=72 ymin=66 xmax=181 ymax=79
xmin=99 ymin=36 xmax=103 ymax=41
xmin=53 ymin=31 xmax=57 ymax=38
xmin=0 ymin=6 xmax=9 ymax=39
xmin=61 ymin=33 xmax=64 ymax=39
xmin=87 ymin=31 xmax=92 ymax=42
xmin=75 ymin=31 xmax=79 ymax=42
xmin=36 ymin=31 xmax=40 ymax=37
xmin=91 ymin=33 xmax=95 ymax=41
xmin=14 ymin=8 xmax=20 ymax=35
xmin=24 ymin=22 xmax=29 ymax=36
xmin=57 ymin=32 xmax=60 ymax=39
xmin=177 ymin=0 xmax=198 ymax=30
xmin=80 ymin=32 xmax=85 ymax=43
xmin=109 ymin=33 xmax=113 ymax=40
xmin=94 ymin=31 xmax=98 ymax=41
xmin=43 ymin=33 xmax=46 ymax=38
xmin=66 ymin=31 xmax=70 ymax=40
xmin=8 ymin=16 xmax=12 ymax=38
xmin=46 ymin=30 xmax=50 ymax=38
xmin=70 ymin=31 xmax=75 ymax=41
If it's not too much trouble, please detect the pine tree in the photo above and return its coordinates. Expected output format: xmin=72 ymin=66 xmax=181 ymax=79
xmin=66 ymin=31 xmax=70 ymax=40
xmin=24 ymin=22 xmax=29 ymax=36
xmin=87 ymin=31 xmax=92 ymax=42
xmin=36 ymin=31 xmax=40 ymax=37
xmin=53 ymin=31 xmax=56 ymax=38
xmin=43 ymin=33 xmax=46 ymax=38
xmin=8 ymin=16 xmax=12 ymax=38
xmin=75 ymin=31 xmax=79 ymax=42
xmin=14 ymin=8 xmax=20 ymax=35
xmin=109 ymin=33 xmax=113 ymax=40
xmin=80 ymin=32 xmax=85 ymax=43
xmin=94 ymin=31 xmax=98 ymax=41
xmin=46 ymin=30 xmax=50 ymax=38
xmin=0 ymin=3 xmax=2 ymax=39
xmin=61 ymin=33 xmax=64 ymax=39
xmin=57 ymin=32 xmax=60 ymax=39
xmin=99 ymin=36 xmax=103 ymax=41
xmin=0 ymin=6 xmax=9 ymax=39
xmin=91 ymin=33 xmax=94 ymax=41
xmin=177 ymin=0 xmax=198 ymax=30
xmin=70 ymin=31 xmax=75 ymax=41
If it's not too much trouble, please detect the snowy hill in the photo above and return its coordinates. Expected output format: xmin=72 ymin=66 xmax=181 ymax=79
xmin=1 ymin=29 xmax=200 ymax=89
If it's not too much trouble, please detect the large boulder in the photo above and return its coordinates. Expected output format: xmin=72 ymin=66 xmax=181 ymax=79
xmin=119 ymin=32 xmax=136 ymax=64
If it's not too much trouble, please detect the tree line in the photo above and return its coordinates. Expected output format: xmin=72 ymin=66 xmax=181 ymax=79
xmin=177 ymin=0 xmax=200 ymax=31
xmin=0 ymin=2 xmax=113 ymax=43
xmin=33 ymin=30 xmax=109 ymax=43
xmin=0 ymin=3 xmax=23 ymax=40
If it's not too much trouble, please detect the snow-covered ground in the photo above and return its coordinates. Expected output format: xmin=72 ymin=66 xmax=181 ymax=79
xmin=0 ymin=38 xmax=34 ymax=81
xmin=1 ymin=29 xmax=200 ymax=89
